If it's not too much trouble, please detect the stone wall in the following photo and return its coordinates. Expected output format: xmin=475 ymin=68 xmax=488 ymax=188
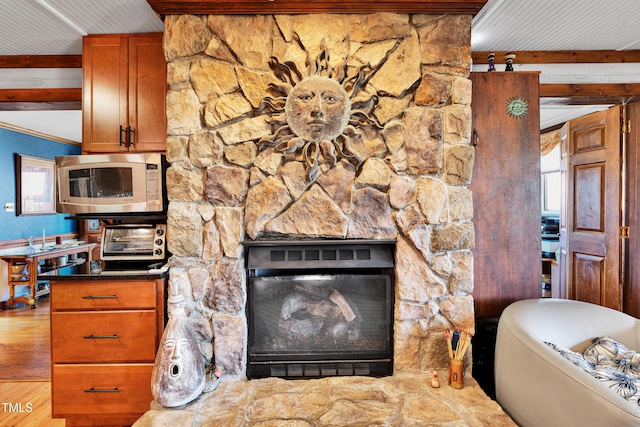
xmin=162 ymin=13 xmax=475 ymax=378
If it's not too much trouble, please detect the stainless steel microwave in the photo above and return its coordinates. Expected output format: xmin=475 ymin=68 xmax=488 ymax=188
xmin=56 ymin=153 xmax=167 ymax=215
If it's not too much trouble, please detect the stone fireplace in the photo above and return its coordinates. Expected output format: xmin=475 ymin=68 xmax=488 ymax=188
xmin=245 ymin=240 xmax=395 ymax=379
xmin=163 ymin=12 xmax=475 ymax=380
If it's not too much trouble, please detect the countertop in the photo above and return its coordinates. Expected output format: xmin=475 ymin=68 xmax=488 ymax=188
xmin=38 ymin=263 xmax=169 ymax=280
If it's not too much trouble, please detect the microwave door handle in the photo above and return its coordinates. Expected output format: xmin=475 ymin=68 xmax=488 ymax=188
xmin=128 ymin=126 xmax=135 ymax=147
xmin=119 ymin=125 xmax=125 ymax=146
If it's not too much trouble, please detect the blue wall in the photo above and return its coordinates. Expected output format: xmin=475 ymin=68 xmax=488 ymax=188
xmin=0 ymin=127 xmax=81 ymax=242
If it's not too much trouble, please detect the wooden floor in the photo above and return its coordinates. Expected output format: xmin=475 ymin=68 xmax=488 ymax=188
xmin=0 ymin=298 xmax=65 ymax=426
xmin=0 ymin=298 xmax=51 ymax=381
xmin=0 ymin=381 xmax=64 ymax=427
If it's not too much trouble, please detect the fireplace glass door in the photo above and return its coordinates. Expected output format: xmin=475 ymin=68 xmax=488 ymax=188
xmin=246 ymin=241 xmax=394 ymax=379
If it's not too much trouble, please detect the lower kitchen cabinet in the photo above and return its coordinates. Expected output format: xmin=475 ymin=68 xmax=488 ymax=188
xmin=49 ymin=278 xmax=166 ymax=426
xmin=52 ymin=311 xmax=157 ymax=362
xmin=52 ymin=364 xmax=154 ymax=418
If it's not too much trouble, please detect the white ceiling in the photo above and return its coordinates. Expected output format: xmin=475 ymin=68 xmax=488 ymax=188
xmin=1 ymin=0 xmax=640 ymax=140
xmin=0 ymin=0 xmax=164 ymax=55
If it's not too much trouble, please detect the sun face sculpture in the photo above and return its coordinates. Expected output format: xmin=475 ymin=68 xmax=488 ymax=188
xmin=285 ymin=75 xmax=351 ymax=144
xmin=258 ymin=42 xmax=382 ymax=180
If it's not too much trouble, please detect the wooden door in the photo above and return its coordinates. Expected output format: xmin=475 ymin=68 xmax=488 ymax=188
xmin=82 ymin=35 xmax=128 ymax=153
xmin=128 ymin=34 xmax=166 ymax=152
xmin=566 ymin=106 xmax=622 ymax=310
xmin=470 ymin=72 xmax=542 ymax=319
xmin=624 ymin=101 xmax=640 ymax=316
xmin=557 ymin=122 xmax=569 ymax=298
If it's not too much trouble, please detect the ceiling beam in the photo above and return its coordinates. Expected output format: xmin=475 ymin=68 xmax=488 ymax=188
xmin=472 ymin=50 xmax=640 ymax=99
xmin=0 ymin=55 xmax=81 ymax=68
xmin=540 ymin=96 xmax=626 ymax=106
xmin=0 ymin=101 xmax=81 ymax=111
xmin=147 ymin=0 xmax=487 ymax=15
xmin=0 ymin=55 xmax=82 ymax=110
xmin=472 ymin=50 xmax=640 ymax=64
xmin=0 ymin=88 xmax=81 ymax=111
xmin=2 ymin=53 xmax=636 ymax=107
xmin=539 ymin=83 xmax=640 ymax=98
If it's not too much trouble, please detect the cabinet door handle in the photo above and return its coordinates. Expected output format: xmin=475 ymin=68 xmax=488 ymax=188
xmin=84 ymin=387 xmax=119 ymax=393
xmin=82 ymin=295 xmax=117 ymax=299
xmin=83 ymin=334 xmax=119 ymax=339
xmin=128 ymin=126 xmax=135 ymax=147
xmin=119 ymin=125 xmax=125 ymax=146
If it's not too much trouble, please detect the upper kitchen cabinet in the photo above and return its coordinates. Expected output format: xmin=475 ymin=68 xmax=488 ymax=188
xmin=82 ymin=33 xmax=166 ymax=153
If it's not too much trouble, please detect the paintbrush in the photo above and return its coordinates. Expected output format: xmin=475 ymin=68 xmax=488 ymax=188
xmin=451 ymin=329 xmax=460 ymax=358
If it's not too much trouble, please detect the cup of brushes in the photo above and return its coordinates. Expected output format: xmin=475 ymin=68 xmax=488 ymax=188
xmin=445 ymin=328 xmax=472 ymax=389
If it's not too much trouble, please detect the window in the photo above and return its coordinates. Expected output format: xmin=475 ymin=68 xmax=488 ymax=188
xmin=542 ymin=171 xmax=561 ymax=212
xmin=541 ymin=144 xmax=561 ymax=213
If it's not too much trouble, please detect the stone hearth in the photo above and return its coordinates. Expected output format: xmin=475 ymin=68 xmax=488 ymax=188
xmin=134 ymin=373 xmax=515 ymax=426
xmin=164 ymin=11 xmax=475 ymax=380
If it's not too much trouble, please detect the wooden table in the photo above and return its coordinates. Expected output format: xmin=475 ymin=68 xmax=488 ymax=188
xmin=1 ymin=243 xmax=96 ymax=309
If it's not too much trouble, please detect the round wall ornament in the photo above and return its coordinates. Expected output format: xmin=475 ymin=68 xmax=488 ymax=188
xmin=506 ymin=96 xmax=528 ymax=119
xmin=257 ymin=43 xmax=383 ymax=181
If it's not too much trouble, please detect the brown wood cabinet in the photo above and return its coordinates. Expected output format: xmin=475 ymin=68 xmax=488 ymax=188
xmin=50 ymin=278 xmax=165 ymax=426
xmin=82 ymin=33 xmax=166 ymax=153
xmin=470 ymin=71 xmax=542 ymax=319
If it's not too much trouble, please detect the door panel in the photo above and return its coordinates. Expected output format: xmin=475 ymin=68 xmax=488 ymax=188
xmin=573 ymin=254 xmax=604 ymax=303
xmin=574 ymin=164 xmax=604 ymax=232
xmin=574 ymin=126 xmax=606 ymax=152
xmin=625 ymin=101 xmax=640 ymax=316
xmin=128 ymin=35 xmax=166 ymax=152
xmin=567 ymin=106 xmax=621 ymax=310
xmin=82 ymin=36 xmax=128 ymax=153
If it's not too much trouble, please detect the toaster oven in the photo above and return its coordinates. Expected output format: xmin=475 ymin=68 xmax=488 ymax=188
xmin=100 ymin=223 xmax=167 ymax=262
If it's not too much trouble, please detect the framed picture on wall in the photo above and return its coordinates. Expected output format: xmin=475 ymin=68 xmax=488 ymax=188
xmin=15 ymin=154 xmax=56 ymax=216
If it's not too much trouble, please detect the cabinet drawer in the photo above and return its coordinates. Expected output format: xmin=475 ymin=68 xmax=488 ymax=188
xmin=52 ymin=363 xmax=154 ymax=416
xmin=52 ymin=311 xmax=157 ymax=362
xmin=51 ymin=281 xmax=156 ymax=310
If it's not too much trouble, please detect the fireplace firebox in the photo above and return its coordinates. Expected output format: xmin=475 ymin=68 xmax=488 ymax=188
xmin=245 ymin=240 xmax=395 ymax=379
